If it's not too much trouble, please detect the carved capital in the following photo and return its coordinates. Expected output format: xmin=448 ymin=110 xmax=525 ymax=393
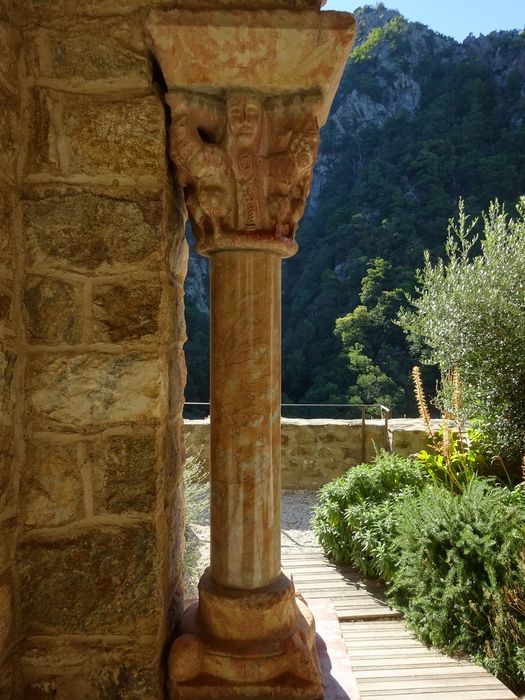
xmin=145 ymin=8 xmax=356 ymax=257
xmin=165 ymin=89 xmax=322 ymax=256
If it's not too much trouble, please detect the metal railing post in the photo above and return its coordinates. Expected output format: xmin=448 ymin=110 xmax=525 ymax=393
xmin=381 ymin=405 xmax=392 ymax=452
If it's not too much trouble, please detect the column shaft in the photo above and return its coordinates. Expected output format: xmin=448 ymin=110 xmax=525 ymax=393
xmin=210 ymin=250 xmax=281 ymax=590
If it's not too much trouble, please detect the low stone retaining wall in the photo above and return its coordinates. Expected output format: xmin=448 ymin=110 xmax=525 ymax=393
xmin=185 ymin=417 xmax=435 ymax=490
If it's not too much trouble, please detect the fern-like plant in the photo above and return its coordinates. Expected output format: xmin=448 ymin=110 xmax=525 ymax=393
xmin=389 ymin=479 xmax=525 ymax=690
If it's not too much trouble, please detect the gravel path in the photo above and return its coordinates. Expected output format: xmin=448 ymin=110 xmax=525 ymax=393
xmin=185 ymin=490 xmax=320 ymax=597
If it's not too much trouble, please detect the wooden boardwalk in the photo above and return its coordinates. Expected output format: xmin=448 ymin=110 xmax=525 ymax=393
xmin=282 ymin=549 xmax=517 ymax=700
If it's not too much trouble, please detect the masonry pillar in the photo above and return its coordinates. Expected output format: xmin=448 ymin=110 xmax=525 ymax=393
xmin=146 ymin=6 xmax=355 ymax=698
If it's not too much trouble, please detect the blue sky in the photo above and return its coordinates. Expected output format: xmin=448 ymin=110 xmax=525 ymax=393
xmin=323 ymin=1 xmax=525 ymax=41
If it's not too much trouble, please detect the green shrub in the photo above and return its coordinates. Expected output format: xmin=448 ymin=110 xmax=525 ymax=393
xmin=312 ymin=451 xmax=428 ymax=576
xmin=389 ymin=479 xmax=525 ymax=690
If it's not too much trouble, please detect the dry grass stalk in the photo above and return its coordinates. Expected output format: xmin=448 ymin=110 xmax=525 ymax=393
xmin=412 ymin=366 xmax=432 ymax=436
xmin=442 ymin=411 xmax=453 ymax=464
xmin=452 ymin=367 xmax=462 ymax=414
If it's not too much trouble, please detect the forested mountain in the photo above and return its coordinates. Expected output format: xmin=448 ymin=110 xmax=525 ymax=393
xmin=184 ymin=3 xmax=525 ymax=416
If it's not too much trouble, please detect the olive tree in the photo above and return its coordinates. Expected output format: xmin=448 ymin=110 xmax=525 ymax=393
xmin=399 ymin=197 xmax=525 ymax=473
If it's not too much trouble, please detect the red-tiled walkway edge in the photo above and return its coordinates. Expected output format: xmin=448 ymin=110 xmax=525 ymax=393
xmin=310 ymin=598 xmax=361 ymax=700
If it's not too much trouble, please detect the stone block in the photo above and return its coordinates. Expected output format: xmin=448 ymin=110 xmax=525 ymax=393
xmin=0 ymin=425 xmax=14 ymax=510
xmin=0 ymin=21 xmax=19 ymax=87
xmin=317 ymin=444 xmax=348 ymax=461
xmin=169 ymin=345 xmax=187 ymax=417
xmin=293 ymin=445 xmax=316 ymax=458
xmin=389 ymin=420 xmax=432 ymax=457
xmin=25 ymin=21 xmax=149 ymax=88
xmin=168 ymin=0 xmax=324 ymax=6
xmin=23 ymin=668 xmax=161 ymax=700
xmin=92 ymin=282 xmax=162 ymax=344
xmin=21 ymin=441 xmax=83 ymax=527
xmin=0 ymin=574 xmax=14 ymax=653
xmin=0 ymin=520 xmax=15 ymax=569
xmin=21 ymin=640 xmax=162 ymax=699
xmin=24 ymin=193 xmax=163 ymax=272
xmin=21 ymin=0 xmax=158 ymax=23
xmin=27 ymin=92 xmax=166 ymax=180
xmin=27 ymin=89 xmax=60 ymax=175
xmin=0 ymin=279 xmax=13 ymax=329
xmin=20 ymin=0 xmax=323 ymax=26
xmin=0 ymin=188 xmax=14 ymax=269
xmin=87 ymin=435 xmax=157 ymax=514
xmin=23 ymin=276 xmax=82 ymax=345
xmin=0 ymin=664 xmax=14 ymax=698
xmin=0 ymin=0 xmax=20 ymax=19
xmin=168 ymin=281 xmax=186 ymax=344
xmin=0 ymin=85 xmax=19 ymax=178
xmin=28 ymin=352 xmax=162 ymax=430
xmin=0 ymin=346 xmax=15 ymax=416
xmin=18 ymin=524 xmax=161 ymax=635
xmin=288 ymin=424 xmax=315 ymax=445
xmin=64 ymin=96 xmax=165 ymax=177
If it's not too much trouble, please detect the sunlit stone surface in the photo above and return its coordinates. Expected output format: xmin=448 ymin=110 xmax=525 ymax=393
xmin=146 ymin=5 xmax=355 ymax=698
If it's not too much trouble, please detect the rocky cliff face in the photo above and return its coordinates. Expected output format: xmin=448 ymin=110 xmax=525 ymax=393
xmin=307 ymin=5 xmax=525 ymax=212
xmin=185 ymin=233 xmax=209 ymax=314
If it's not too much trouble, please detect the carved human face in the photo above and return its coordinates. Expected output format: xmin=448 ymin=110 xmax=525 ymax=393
xmin=227 ymin=94 xmax=262 ymax=150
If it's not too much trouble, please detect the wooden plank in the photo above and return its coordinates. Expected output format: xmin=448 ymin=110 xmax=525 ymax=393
xmin=357 ymin=677 xmax=507 ymax=692
xmin=342 ymin=623 xmax=415 ymax=634
xmin=343 ymin=629 xmax=417 ymax=641
xmin=293 ymin=580 xmax=382 ymax=592
xmin=348 ymin=647 xmax=446 ymax=660
xmin=345 ymin=638 xmax=428 ymax=650
xmin=356 ymin=666 xmax=495 ymax=680
xmin=283 ymin=551 xmax=518 ymax=700
xmin=336 ymin=609 xmax=401 ymax=621
xmin=351 ymin=657 xmax=466 ymax=670
xmin=289 ymin=571 xmax=378 ymax=584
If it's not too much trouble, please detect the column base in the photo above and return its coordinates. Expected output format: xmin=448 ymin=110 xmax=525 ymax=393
xmin=168 ymin=569 xmax=323 ymax=699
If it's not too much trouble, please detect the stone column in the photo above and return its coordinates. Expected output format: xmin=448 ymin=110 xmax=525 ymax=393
xmin=146 ymin=7 xmax=355 ymax=699
xmin=210 ymin=250 xmax=281 ymax=591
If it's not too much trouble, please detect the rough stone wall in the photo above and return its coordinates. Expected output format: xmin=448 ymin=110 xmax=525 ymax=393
xmin=0 ymin=1 xmax=188 ymax=697
xmin=185 ymin=418 xmax=437 ymax=489
xmin=387 ymin=418 xmax=441 ymax=458
xmin=185 ymin=419 xmax=391 ymax=490
xmin=0 ymin=0 xmax=23 ymax=696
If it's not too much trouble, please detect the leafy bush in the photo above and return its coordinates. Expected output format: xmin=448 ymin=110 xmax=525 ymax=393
xmin=389 ymin=479 xmax=525 ymax=689
xmin=313 ymin=448 xmax=525 ymax=689
xmin=312 ymin=452 xmax=428 ymax=577
xmin=399 ymin=198 xmax=525 ymax=474
xmin=415 ymin=426 xmax=492 ymax=492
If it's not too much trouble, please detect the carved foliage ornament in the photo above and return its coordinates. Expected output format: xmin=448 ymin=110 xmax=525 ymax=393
xmin=166 ymin=89 xmax=322 ymax=256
